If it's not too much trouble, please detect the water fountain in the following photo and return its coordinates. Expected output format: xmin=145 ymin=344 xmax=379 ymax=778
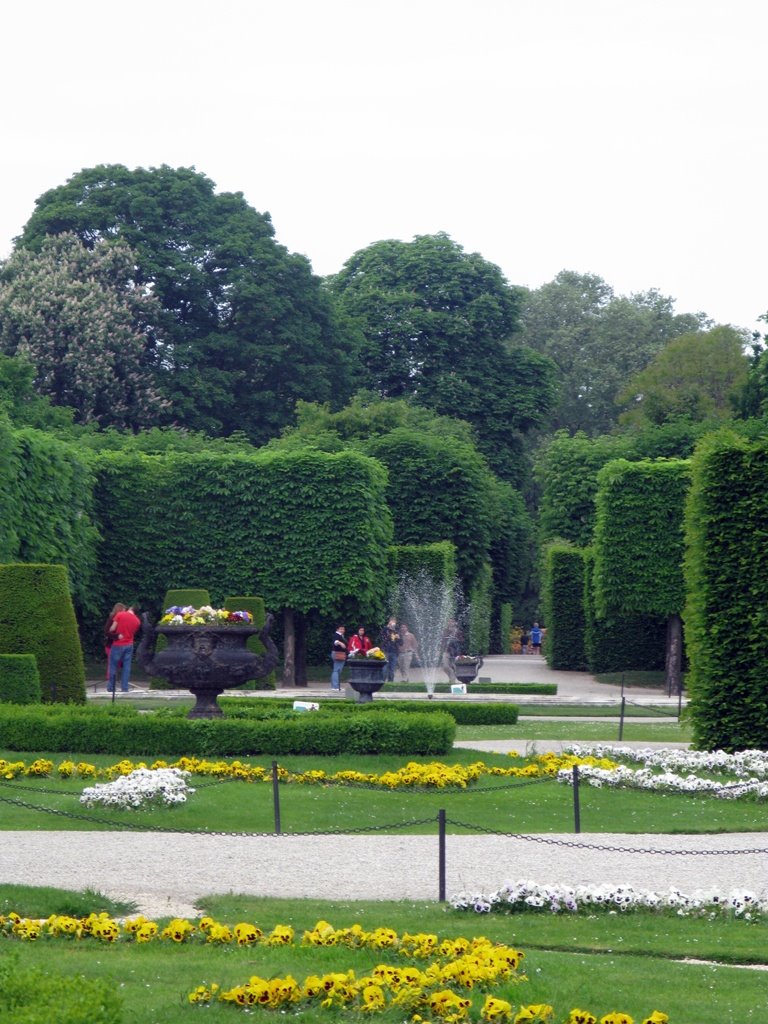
xmin=392 ymin=571 xmax=468 ymax=698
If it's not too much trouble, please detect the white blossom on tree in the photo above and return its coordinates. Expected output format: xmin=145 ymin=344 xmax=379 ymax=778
xmin=0 ymin=233 xmax=167 ymax=428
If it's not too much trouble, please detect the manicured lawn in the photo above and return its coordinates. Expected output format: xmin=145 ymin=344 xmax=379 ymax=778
xmin=0 ymin=744 xmax=763 ymax=835
xmin=1 ymin=891 xmax=766 ymax=1023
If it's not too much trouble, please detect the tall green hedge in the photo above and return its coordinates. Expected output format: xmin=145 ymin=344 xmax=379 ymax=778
xmin=388 ymin=541 xmax=457 ymax=586
xmin=542 ymin=544 xmax=587 ymax=670
xmin=91 ymin=447 xmax=393 ymax=629
xmin=685 ymin=432 xmax=768 ymax=751
xmin=593 ymin=459 xmax=690 ymax=618
xmin=0 ymin=563 xmax=86 ymax=703
xmin=583 ymin=549 xmax=666 ymax=674
xmin=468 ymin=560 xmax=493 ymax=654
xmin=0 ymin=427 xmax=99 ymax=616
xmin=498 ymin=602 xmax=513 ymax=654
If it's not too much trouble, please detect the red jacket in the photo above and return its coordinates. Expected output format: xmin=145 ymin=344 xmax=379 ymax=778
xmin=347 ymin=633 xmax=372 ymax=655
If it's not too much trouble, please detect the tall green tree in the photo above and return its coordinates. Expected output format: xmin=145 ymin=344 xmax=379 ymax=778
xmin=618 ymin=325 xmax=750 ymax=427
xmin=328 ymin=233 xmax=555 ymax=484
xmin=519 ymin=271 xmax=709 ymax=435
xmin=18 ymin=164 xmax=360 ymax=442
xmin=0 ymin=234 xmax=164 ymax=429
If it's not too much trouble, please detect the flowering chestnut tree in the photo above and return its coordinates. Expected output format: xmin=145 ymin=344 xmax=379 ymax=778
xmin=0 ymin=233 xmax=165 ymax=428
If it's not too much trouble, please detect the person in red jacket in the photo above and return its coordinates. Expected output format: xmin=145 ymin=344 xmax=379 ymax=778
xmin=347 ymin=626 xmax=372 ymax=657
xmin=108 ymin=605 xmax=141 ymax=693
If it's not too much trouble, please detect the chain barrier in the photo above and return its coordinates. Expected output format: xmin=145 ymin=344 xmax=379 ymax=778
xmin=443 ymin=816 xmax=768 ymax=855
xmin=0 ymin=792 xmax=434 ymax=838
xmin=622 ymin=700 xmax=681 ymax=719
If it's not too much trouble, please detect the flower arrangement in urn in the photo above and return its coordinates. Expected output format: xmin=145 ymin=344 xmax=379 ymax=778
xmin=455 ymin=654 xmax=479 ymax=663
xmin=159 ymin=605 xmax=254 ymax=626
xmin=348 ymin=646 xmax=386 ymax=661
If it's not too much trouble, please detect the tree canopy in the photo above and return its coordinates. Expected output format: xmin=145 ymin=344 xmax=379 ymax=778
xmin=0 ymin=234 xmax=165 ymax=429
xmin=617 ymin=325 xmax=751 ymax=427
xmin=17 ymin=164 xmax=360 ymax=442
xmin=519 ymin=270 xmax=710 ymax=435
xmin=327 ymin=232 xmax=555 ymax=484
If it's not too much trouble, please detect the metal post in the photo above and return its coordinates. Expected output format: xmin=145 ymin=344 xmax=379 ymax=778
xmin=572 ymin=765 xmax=581 ymax=834
xmin=618 ymin=696 xmax=626 ymax=741
xmin=438 ymin=809 xmax=446 ymax=902
xmin=272 ymin=760 xmax=281 ymax=835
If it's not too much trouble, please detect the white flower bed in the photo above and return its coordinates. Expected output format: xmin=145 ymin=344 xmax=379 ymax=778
xmin=559 ymin=745 xmax=768 ymax=799
xmin=566 ymin=744 xmax=768 ymax=778
xmin=80 ymin=768 xmax=194 ymax=810
xmin=450 ymin=879 xmax=768 ymax=919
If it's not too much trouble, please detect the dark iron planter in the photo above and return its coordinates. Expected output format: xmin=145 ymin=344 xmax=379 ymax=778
xmin=453 ymin=656 xmax=484 ymax=686
xmin=137 ymin=614 xmax=278 ymax=718
xmin=345 ymin=656 xmax=387 ymax=703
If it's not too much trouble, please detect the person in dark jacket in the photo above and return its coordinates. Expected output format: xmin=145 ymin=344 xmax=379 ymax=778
xmin=379 ymin=617 xmax=401 ymax=682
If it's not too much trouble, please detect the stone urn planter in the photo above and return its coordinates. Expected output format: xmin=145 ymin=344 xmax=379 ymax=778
xmin=453 ymin=655 xmax=484 ymax=687
xmin=345 ymin=656 xmax=386 ymax=703
xmin=137 ymin=613 xmax=278 ymax=718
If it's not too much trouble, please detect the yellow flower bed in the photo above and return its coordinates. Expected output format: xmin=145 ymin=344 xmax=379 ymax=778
xmin=0 ymin=754 xmax=618 ymax=789
xmin=0 ymin=911 xmax=667 ymax=1023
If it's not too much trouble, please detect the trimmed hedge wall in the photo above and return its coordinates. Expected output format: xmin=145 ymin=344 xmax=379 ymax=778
xmin=593 ymin=458 xmax=690 ymax=619
xmin=0 ymin=427 xmax=99 ymax=616
xmin=0 ymin=704 xmax=455 ymax=756
xmin=542 ymin=544 xmax=587 ymax=670
xmin=583 ymin=549 xmax=666 ymax=673
xmin=0 ymin=563 xmax=86 ymax=703
xmin=685 ymin=432 xmax=768 ymax=751
xmin=0 ymin=653 xmax=41 ymax=704
xmin=91 ymin=447 xmax=392 ymax=639
xmin=388 ymin=541 xmax=457 ymax=586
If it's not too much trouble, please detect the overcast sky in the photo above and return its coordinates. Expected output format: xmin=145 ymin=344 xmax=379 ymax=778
xmin=2 ymin=0 xmax=766 ymax=333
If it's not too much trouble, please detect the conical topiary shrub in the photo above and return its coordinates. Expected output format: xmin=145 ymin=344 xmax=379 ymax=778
xmin=0 ymin=564 xmax=86 ymax=703
xmin=224 ymin=595 xmax=275 ymax=689
xmin=150 ymin=587 xmax=212 ymax=688
xmin=0 ymin=654 xmax=41 ymax=704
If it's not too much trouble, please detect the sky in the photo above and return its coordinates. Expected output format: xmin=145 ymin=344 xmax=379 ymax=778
xmin=2 ymin=0 xmax=766 ymax=333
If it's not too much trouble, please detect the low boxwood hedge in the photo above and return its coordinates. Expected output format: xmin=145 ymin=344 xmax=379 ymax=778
xmin=219 ymin=696 xmax=520 ymax=726
xmin=0 ymin=704 xmax=455 ymax=756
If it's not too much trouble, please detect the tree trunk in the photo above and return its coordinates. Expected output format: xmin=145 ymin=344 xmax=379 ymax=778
xmin=294 ymin=612 xmax=307 ymax=687
xmin=281 ymin=608 xmax=295 ymax=687
xmin=665 ymin=612 xmax=683 ymax=696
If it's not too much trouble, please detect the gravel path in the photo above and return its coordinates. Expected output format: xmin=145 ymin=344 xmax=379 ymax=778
xmin=3 ymin=830 xmax=766 ymax=920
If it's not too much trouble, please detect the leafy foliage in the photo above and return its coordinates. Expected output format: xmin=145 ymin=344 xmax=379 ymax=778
xmin=0 ymin=233 xmax=165 ymax=428
xmin=18 ymin=164 xmax=360 ymax=441
xmin=618 ymin=325 xmax=750 ymax=427
xmin=328 ymin=233 xmax=555 ymax=483
xmin=519 ymin=270 xmax=709 ymax=435
xmin=0 ymin=428 xmax=99 ymax=615
xmin=582 ymin=549 xmax=666 ymax=674
xmin=91 ymin=447 xmax=392 ymax=638
xmin=0 ymin=564 xmax=86 ymax=703
xmin=685 ymin=432 xmax=768 ymax=751
xmin=593 ymin=459 xmax=690 ymax=618
xmin=0 ymin=654 xmax=41 ymax=704
xmin=542 ymin=544 xmax=587 ymax=670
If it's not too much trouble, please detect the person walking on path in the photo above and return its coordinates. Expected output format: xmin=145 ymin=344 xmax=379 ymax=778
xmin=108 ymin=605 xmax=141 ymax=692
xmin=347 ymin=626 xmax=371 ymax=657
xmin=330 ymin=624 xmax=347 ymax=691
xmin=530 ymin=622 xmax=542 ymax=655
xmin=398 ymin=623 xmax=419 ymax=683
xmin=379 ymin=617 xmax=401 ymax=682
xmin=104 ymin=602 xmax=126 ymax=680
